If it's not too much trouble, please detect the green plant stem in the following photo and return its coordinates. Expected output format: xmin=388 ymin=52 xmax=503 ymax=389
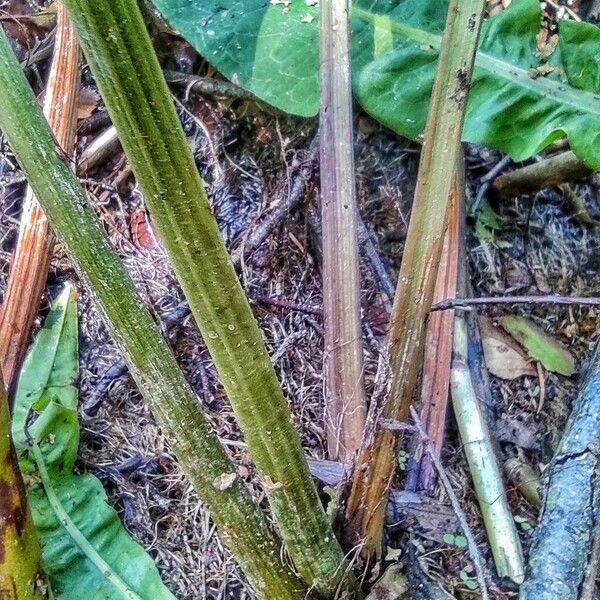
xmin=346 ymin=0 xmax=487 ymax=555
xmin=24 ymin=0 xmax=355 ymax=593
xmin=0 ymin=374 xmax=44 ymax=599
xmin=319 ymin=0 xmax=366 ymax=463
xmin=450 ymin=314 xmax=525 ymax=583
xmin=0 ymin=24 xmax=305 ymax=600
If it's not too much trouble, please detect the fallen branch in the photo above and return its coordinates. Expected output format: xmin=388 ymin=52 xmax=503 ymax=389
xmin=492 ymin=151 xmax=593 ymax=198
xmin=521 ymin=342 xmax=600 ymax=600
xmin=581 ymin=515 xmax=600 ymax=600
xmin=504 ymin=457 xmax=541 ymax=509
xmin=559 ymin=182 xmax=599 ymax=227
xmin=0 ymin=1 xmax=79 ymax=394
xmin=346 ymin=0 xmax=487 ymax=555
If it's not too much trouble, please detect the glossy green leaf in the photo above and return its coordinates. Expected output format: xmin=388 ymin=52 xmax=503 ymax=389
xmin=28 ymin=474 xmax=175 ymax=600
xmin=500 ymin=315 xmax=577 ymax=376
xmin=151 ymin=0 xmax=600 ymax=168
xmin=13 ymin=283 xmax=79 ymax=477
xmin=14 ymin=284 xmax=175 ymax=600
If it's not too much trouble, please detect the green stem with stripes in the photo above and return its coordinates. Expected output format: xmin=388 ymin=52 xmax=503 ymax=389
xmin=0 ymin=23 xmax=305 ymax=600
xmin=60 ymin=0 xmax=356 ymax=595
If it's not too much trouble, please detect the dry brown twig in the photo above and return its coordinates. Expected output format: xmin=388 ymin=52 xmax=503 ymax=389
xmin=408 ymin=406 xmax=490 ymax=600
xmin=0 ymin=1 xmax=79 ymax=393
xmin=432 ymin=294 xmax=600 ymax=311
xmin=492 ymin=151 xmax=593 ymax=198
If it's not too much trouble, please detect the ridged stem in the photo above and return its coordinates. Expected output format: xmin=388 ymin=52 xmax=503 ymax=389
xmin=346 ymin=0 xmax=487 ymax=554
xmin=41 ymin=0 xmax=355 ymax=594
xmin=0 ymin=24 xmax=305 ymax=600
xmin=319 ymin=0 xmax=366 ymax=462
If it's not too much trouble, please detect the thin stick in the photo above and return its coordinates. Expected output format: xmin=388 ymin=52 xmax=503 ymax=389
xmin=231 ymin=139 xmax=317 ymax=267
xmin=77 ymin=125 xmax=120 ymax=173
xmin=409 ymin=407 xmax=490 ymax=600
xmin=346 ymin=0 xmax=487 ymax=555
xmin=492 ymin=151 xmax=593 ymax=198
xmin=319 ymin=0 xmax=366 ymax=462
xmin=357 ymin=217 xmax=395 ymax=303
xmin=0 ymin=1 xmax=79 ymax=394
xmin=164 ymin=69 xmax=258 ymax=102
xmin=432 ymin=294 xmax=600 ymax=311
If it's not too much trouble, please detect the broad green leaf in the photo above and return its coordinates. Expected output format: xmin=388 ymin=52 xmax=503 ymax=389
xmin=151 ymin=0 xmax=320 ymax=116
xmin=500 ymin=315 xmax=577 ymax=376
xmin=28 ymin=474 xmax=175 ymax=600
xmin=13 ymin=283 xmax=79 ymax=477
xmin=14 ymin=284 xmax=175 ymax=600
xmin=151 ymin=0 xmax=600 ymax=168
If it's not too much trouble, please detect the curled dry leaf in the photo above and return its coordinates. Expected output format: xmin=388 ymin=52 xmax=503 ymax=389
xmin=479 ymin=315 xmax=537 ymax=380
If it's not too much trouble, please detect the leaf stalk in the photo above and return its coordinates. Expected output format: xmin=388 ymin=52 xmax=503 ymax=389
xmin=346 ymin=0 xmax=487 ymax=554
xmin=319 ymin=0 xmax=366 ymax=462
xmin=59 ymin=0 xmax=355 ymax=593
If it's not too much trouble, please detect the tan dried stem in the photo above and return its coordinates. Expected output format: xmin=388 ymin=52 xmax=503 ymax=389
xmin=319 ymin=0 xmax=366 ymax=462
xmin=345 ymin=0 xmax=487 ymax=555
xmin=0 ymin=2 xmax=79 ymax=394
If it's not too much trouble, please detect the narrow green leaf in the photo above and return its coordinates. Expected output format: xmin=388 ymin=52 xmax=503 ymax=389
xmin=14 ymin=285 xmax=175 ymax=599
xmin=30 ymin=468 xmax=172 ymax=600
xmin=12 ymin=283 xmax=79 ymax=477
xmin=151 ymin=0 xmax=600 ymax=168
xmin=500 ymin=315 xmax=577 ymax=376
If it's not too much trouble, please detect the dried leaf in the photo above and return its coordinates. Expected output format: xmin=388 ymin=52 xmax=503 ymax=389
xmin=500 ymin=315 xmax=577 ymax=376
xmin=365 ymin=564 xmax=408 ymax=600
xmin=479 ymin=316 xmax=536 ymax=379
xmin=77 ymin=87 xmax=100 ymax=120
xmin=130 ymin=209 xmax=160 ymax=250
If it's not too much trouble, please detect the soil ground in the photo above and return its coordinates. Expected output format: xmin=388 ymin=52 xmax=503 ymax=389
xmin=1 ymin=0 xmax=599 ymax=598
